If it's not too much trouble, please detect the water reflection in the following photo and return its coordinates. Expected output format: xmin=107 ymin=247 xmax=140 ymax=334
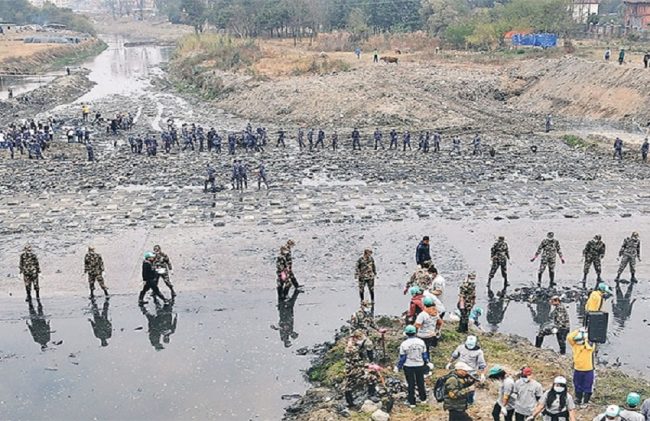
xmin=486 ymin=286 xmax=510 ymax=331
xmin=527 ymin=295 xmax=551 ymax=330
xmin=139 ymin=299 xmax=177 ymax=351
xmin=89 ymin=297 xmax=112 ymax=347
xmin=613 ymin=283 xmax=636 ymax=329
xmin=271 ymin=289 xmax=300 ymax=348
xmin=26 ymin=300 xmax=51 ymax=350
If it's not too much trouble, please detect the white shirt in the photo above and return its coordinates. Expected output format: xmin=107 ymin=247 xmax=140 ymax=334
xmin=399 ymin=337 xmax=426 ymax=367
xmin=415 ymin=310 xmax=439 ymax=338
xmin=423 ymin=290 xmax=446 ymax=314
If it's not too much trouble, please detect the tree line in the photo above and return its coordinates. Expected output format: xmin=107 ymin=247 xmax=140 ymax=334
xmin=0 ymin=0 xmax=95 ymax=34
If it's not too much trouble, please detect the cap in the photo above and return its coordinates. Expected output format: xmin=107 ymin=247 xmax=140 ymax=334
xmin=521 ymin=367 xmax=533 ymax=376
xmin=455 ymin=361 xmax=473 ymax=371
xmin=605 ymin=405 xmax=620 ymax=417
xmin=553 ymin=376 xmax=567 ymax=385
xmin=423 ymin=236 xmax=430 ymax=241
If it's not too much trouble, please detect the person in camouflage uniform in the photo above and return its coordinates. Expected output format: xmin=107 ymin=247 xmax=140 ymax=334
xmin=84 ymin=246 xmax=109 ymax=297
xmin=285 ymin=239 xmax=301 ymax=289
xmin=343 ymin=330 xmax=374 ymax=408
xmin=356 ymin=249 xmax=377 ymax=303
xmin=404 ymin=260 xmax=433 ymax=293
xmin=535 ymin=295 xmax=570 ymax=355
xmin=582 ymin=235 xmax=606 ymax=286
xmin=615 ymin=232 xmax=641 ymax=283
xmin=153 ymin=245 xmax=175 ymax=298
xmin=488 ymin=236 xmax=510 ymax=288
xmin=531 ymin=232 xmax=565 ymax=287
xmin=19 ymin=245 xmax=41 ymax=302
xmin=350 ymin=300 xmax=378 ymax=358
xmin=443 ymin=363 xmax=478 ymax=420
xmin=276 ymin=246 xmax=292 ymax=300
xmin=457 ymin=272 xmax=477 ymax=333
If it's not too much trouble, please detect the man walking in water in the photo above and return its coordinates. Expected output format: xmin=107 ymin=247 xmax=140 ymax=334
xmin=139 ymin=252 xmax=169 ymax=305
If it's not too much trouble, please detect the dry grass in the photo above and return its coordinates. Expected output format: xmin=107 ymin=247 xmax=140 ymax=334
xmin=0 ymin=32 xmax=65 ymax=63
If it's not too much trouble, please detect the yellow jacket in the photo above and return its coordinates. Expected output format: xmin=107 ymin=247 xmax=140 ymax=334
xmin=566 ymin=329 xmax=595 ymax=371
xmin=585 ymin=290 xmax=603 ymax=312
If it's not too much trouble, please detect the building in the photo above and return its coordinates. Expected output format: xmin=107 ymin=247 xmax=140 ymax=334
xmin=573 ymin=0 xmax=601 ymax=23
xmin=624 ymin=0 xmax=650 ymax=28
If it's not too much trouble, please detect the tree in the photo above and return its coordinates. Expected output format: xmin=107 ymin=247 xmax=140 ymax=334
xmin=181 ymin=0 xmax=206 ymax=34
xmin=421 ymin=0 xmax=470 ymax=35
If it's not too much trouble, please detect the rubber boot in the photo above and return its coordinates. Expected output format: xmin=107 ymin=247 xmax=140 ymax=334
xmin=581 ymin=273 xmax=587 ymax=287
xmin=25 ymin=286 xmax=32 ymax=302
xmin=138 ymin=290 xmax=147 ymax=304
xmin=369 ymin=290 xmax=374 ymax=304
xmin=537 ymin=272 xmax=542 ymax=287
xmin=535 ymin=336 xmax=543 ymax=348
xmin=614 ymin=272 xmax=621 ymax=283
xmin=583 ymin=393 xmax=592 ymax=404
xmin=89 ymin=287 xmax=95 ymax=299
xmin=549 ymin=271 xmax=556 ymax=287
xmin=575 ymin=392 xmax=583 ymax=405
xmin=103 ymin=288 xmax=109 ymax=297
xmin=596 ymin=273 xmax=602 ymax=284
xmin=487 ymin=278 xmax=492 ymax=288
xmin=345 ymin=391 xmax=355 ymax=408
xmin=631 ymin=271 xmax=638 ymax=284
xmin=170 ymin=287 xmax=176 ymax=298
xmin=503 ymin=275 xmax=509 ymax=287
xmin=35 ymin=288 xmax=40 ymax=301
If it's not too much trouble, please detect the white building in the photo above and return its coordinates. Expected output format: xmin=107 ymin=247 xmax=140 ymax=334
xmin=573 ymin=0 xmax=601 ymax=23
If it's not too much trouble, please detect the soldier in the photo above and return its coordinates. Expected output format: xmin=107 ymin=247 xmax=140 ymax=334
xmin=297 ymin=128 xmax=305 ymax=150
xmin=204 ymin=163 xmax=216 ymax=193
xmin=331 ymin=131 xmax=338 ymax=151
xmin=153 ymin=245 xmax=175 ymax=298
xmin=404 ymin=260 xmax=433 ymax=293
xmin=356 ymin=248 xmax=377 ymax=303
xmin=642 ymin=138 xmax=649 ymax=162
xmin=238 ymin=160 xmax=248 ymax=190
xmin=257 ymin=161 xmax=269 ymax=190
xmin=451 ymin=136 xmax=461 ymax=155
xmin=373 ymin=128 xmax=384 ymax=150
xmin=433 ymin=132 xmax=441 ymax=152
xmin=582 ymin=235 xmax=606 ymax=286
xmin=138 ymin=252 xmax=169 ymax=305
xmin=315 ymin=128 xmax=325 ymax=149
xmin=531 ymin=232 xmax=565 ymax=287
xmin=488 ymin=236 xmax=510 ymax=288
xmin=344 ymin=330 xmax=374 ymax=408
xmin=350 ymin=300 xmax=377 ymax=334
xmin=402 ymin=130 xmax=411 ymax=151
xmin=614 ymin=137 xmax=623 ymax=160
xmin=535 ymin=295 xmax=570 ymax=355
xmin=285 ymin=239 xmax=301 ymax=290
xmin=276 ymin=246 xmax=292 ymax=300
xmin=615 ymin=232 xmax=641 ymax=283
xmin=389 ymin=129 xmax=398 ymax=150
xmin=352 ymin=128 xmax=361 ymax=150
xmin=231 ymin=160 xmax=241 ymax=190
xmin=307 ymin=128 xmax=314 ymax=151
xmin=84 ymin=246 xmax=109 ymax=298
xmin=457 ymin=272 xmax=477 ymax=333
xmin=443 ymin=362 xmax=478 ymax=420
xmin=472 ymin=134 xmax=481 ymax=155
xmin=19 ymin=245 xmax=41 ymax=302
xmin=277 ymin=129 xmax=286 ymax=148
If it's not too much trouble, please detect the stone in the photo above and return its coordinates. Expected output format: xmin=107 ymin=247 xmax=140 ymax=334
xmin=371 ymin=409 xmax=390 ymax=421
xmin=360 ymin=400 xmax=381 ymax=413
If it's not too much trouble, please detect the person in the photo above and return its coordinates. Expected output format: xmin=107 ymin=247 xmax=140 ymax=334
xmin=276 ymin=246 xmax=292 ymax=300
xmin=204 ymin=163 xmax=216 ymax=193
xmin=257 ymin=161 xmax=269 ymax=190
xmin=354 ymin=47 xmax=361 ymax=59
xmin=592 ymin=405 xmax=627 ymax=421
xmin=356 ymin=248 xmax=376 ymax=303
xmin=535 ymin=295 xmax=570 ymax=355
xmin=297 ymin=128 xmax=305 ymax=149
xmin=451 ymin=136 xmax=461 ymax=155
xmin=272 ymin=287 xmax=300 ymax=348
xmin=350 ymin=300 xmax=378 ymax=340
xmin=567 ymin=328 xmax=596 ymax=406
xmin=277 ymin=129 xmax=286 ymax=148
xmin=513 ymin=367 xmax=543 ymax=421
xmin=614 ymin=137 xmax=623 ymax=160
xmin=331 ymin=131 xmax=338 ymax=151
xmin=344 ymin=330 xmax=373 ymax=407
xmin=373 ymin=128 xmax=384 ymax=150
xmin=153 ymin=245 xmax=175 ymax=298
xmin=489 ymin=236 xmax=510 ymax=288
xmin=285 ymin=239 xmax=300 ymax=290
xmin=394 ymin=325 xmax=430 ymax=408
xmin=585 ymin=282 xmax=612 ymax=313
xmin=615 ymin=232 xmax=641 ymax=283
xmin=429 ymin=266 xmax=446 ymax=309
xmin=405 ymin=262 xmax=432 ymax=293
xmin=403 ymin=130 xmax=412 ymax=151
xmin=620 ymin=393 xmax=645 ymax=421
xmin=644 ymin=53 xmax=650 ymax=69
xmin=472 ymin=134 xmax=482 ymax=156
xmin=7 ymin=87 xmax=12 ymax=99
xmin=389 ymin=129 xmax=398 ymax=150
xmin=352 ymin=128 xmax=361 ymax=150
xmin=545 ymin=115 xmax=553 ymax=133
xmin=618 ymin=48 xmax=625 ymax=65
xmin=19 ymin=245 xmax=41 ymax=302
xmin=582 ymin=235 xmax=606 ymax=286
xmin=527 ymin=376 xmax=576 ymax=421
xmin=373 ymin=48 xmax=379 ymax=63
xmin=138 ymin=252 xmax=168 ymax=304
xmin=88 ymin=297 xmax=112 ymax=347
xmin=642 ymin=138 xmax=649 ymax=162
xmin=488 ymin=365 xmax=515 ymax=421
xmin=407 ymin=286 xmax=427 ymax=323
xmin=415 ymin=296 xmax=442 ymax=355
xmin=447 ymin=335 xmax=487 ymax=398
xmin=415 ymin=236 xmax=431 ymax=266
xmin=457 ymin=272 xmax=477 ymax=333
xmin=86 ymin=141 xmax=95 ymax=161
xmin=605 ymin=48 xmax=611 ymax=62
xmin=82 ymin=103 xmax=90 ymax=122
xmin=84 ymin=246 xmax=109 ymax=298
xmin=443 ymin=361 xmax=478 ymax=420
xmin=531 ymin=232 xmax=565 ymax=287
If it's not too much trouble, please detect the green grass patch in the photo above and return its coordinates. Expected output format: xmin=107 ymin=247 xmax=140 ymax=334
xmin=562 ymin=134 xmax=588 ymax=148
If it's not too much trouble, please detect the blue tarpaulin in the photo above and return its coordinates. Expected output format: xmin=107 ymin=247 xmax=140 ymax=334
xmin=512 ymin=33 xmax=557 ymax=48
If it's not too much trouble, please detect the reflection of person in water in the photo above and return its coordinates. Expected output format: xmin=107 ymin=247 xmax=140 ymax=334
xmin=576 ymin=290 xmax=588 ymax=325
xmin=486 ymin=286 xmax=510 ymax=331
xmin=140 ymin=300 xmax=177 ymax=351
xmin=527 ymin=295 xmax=551 ymax=331
xmin=27 ymin=300 xmax=50 ymax=350
xmin=271 ymin=289 xmax=300 ymax=347
xmin=612 ymin=283 xmax=636 ymax=329
xmin=88 ymin=297 xmax=112 ymax=347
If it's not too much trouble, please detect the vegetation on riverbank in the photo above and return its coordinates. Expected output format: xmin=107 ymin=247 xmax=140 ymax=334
xmin=294 ymin=317 xmax=650 ymax=420
xmin=0 ymin=0 xmax=96 ymax=35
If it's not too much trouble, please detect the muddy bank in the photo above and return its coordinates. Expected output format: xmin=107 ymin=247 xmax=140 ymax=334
xmin=285 ymin=317 xmax=650 ymax=421
xmin=0 ymin=72 xmax=95 ymax=123
xmin=0 ymin=38 xmax=107 ymax=75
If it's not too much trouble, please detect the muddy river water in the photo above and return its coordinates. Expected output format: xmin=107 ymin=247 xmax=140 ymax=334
xmin=0 ymin=37 xmax=649 ymax=421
